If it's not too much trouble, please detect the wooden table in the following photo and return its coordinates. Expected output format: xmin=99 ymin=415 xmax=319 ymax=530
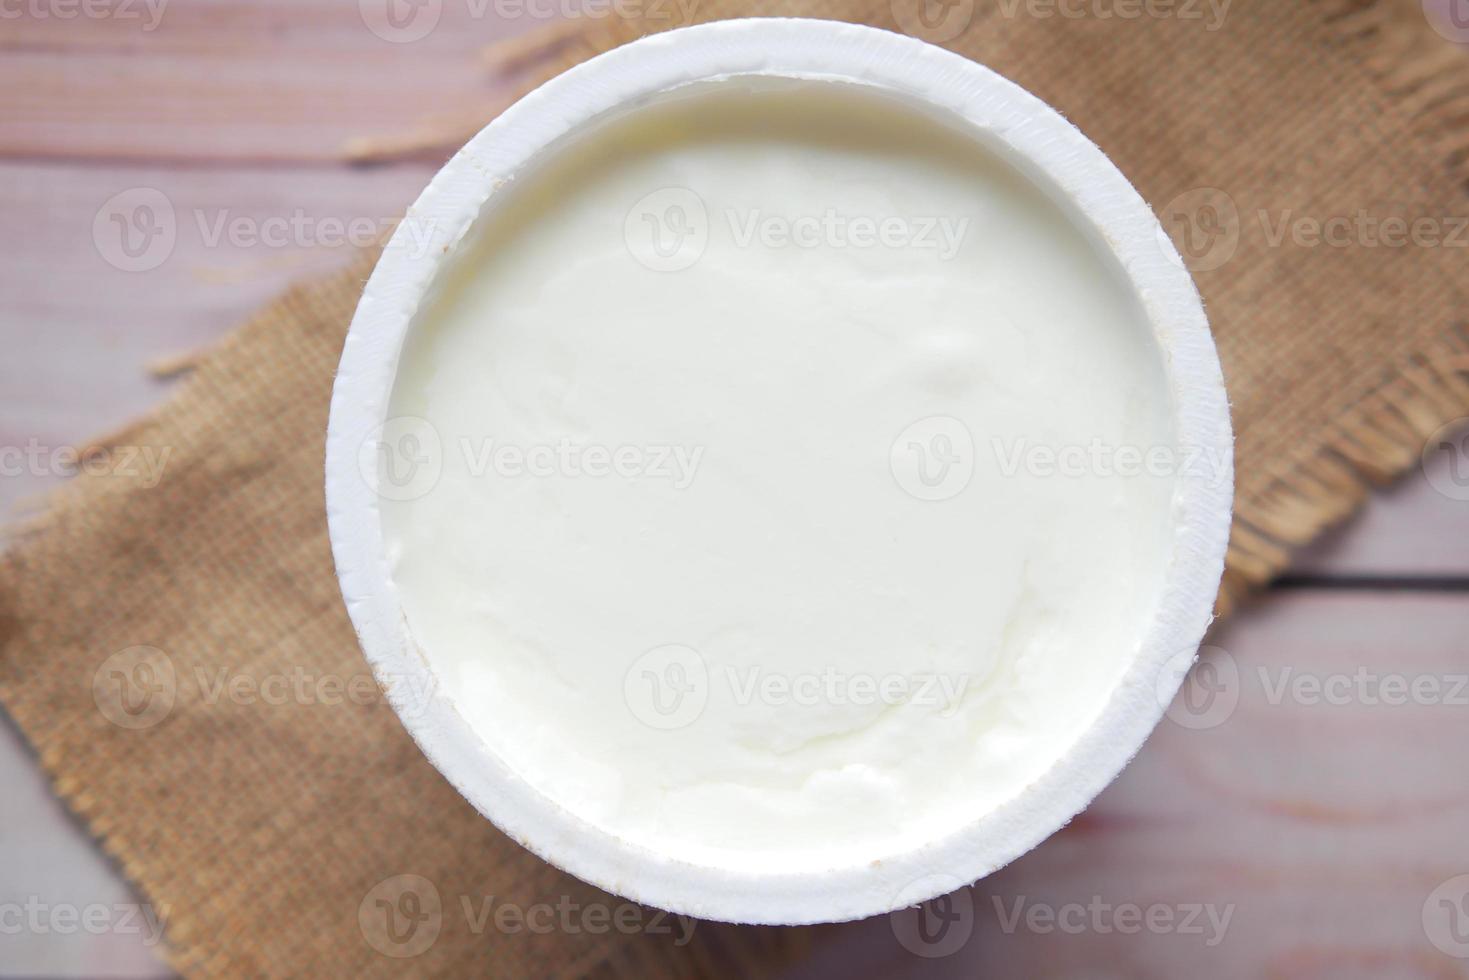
xmin=4 ymin=4 xmax=1468 ymax=976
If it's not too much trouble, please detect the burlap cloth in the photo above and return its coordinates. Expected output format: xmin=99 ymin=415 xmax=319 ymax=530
xmin=3 ymin=0 xmax=1467 ymax=975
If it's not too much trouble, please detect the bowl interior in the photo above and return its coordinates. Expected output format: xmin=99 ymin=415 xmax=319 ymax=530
xmin=325 ymin=18 xmax=1232 ymax=924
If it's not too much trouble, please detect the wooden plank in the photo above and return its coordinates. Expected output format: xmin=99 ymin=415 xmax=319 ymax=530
xmin=0 ymin=2 xmax=560 ymax=163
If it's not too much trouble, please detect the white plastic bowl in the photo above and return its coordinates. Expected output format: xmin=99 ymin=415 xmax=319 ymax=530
xmin=325 ymin=17 xmax=1232 ymax=925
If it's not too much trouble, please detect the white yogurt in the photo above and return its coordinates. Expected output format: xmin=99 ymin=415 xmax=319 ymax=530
xmin=381 ymin=78 xmax=1179 ymax=874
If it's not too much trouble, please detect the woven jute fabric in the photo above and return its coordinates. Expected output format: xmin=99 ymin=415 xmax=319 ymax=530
xmin=2 ymin=0 xmax=1467 ymax=975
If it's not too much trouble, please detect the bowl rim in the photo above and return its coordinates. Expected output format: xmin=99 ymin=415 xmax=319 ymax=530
xmin=324 ymin=16 xmax=1233 ymax=926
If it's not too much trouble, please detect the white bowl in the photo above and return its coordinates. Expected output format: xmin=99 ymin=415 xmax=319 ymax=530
xmin=325 ymin=17 xmax=1232 ymax=925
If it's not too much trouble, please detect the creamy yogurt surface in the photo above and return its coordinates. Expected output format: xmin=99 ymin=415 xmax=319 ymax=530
xmin=381 ymin=79 xmax=1179 ymax=874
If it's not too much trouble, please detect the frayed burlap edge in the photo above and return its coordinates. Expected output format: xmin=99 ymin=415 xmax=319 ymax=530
xmin=1218 ymin=0 xmax=1469 ymax=614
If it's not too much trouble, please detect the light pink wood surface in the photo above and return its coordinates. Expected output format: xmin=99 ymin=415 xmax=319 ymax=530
xmin=3 ymin=4 xmax=1467 ymax=977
